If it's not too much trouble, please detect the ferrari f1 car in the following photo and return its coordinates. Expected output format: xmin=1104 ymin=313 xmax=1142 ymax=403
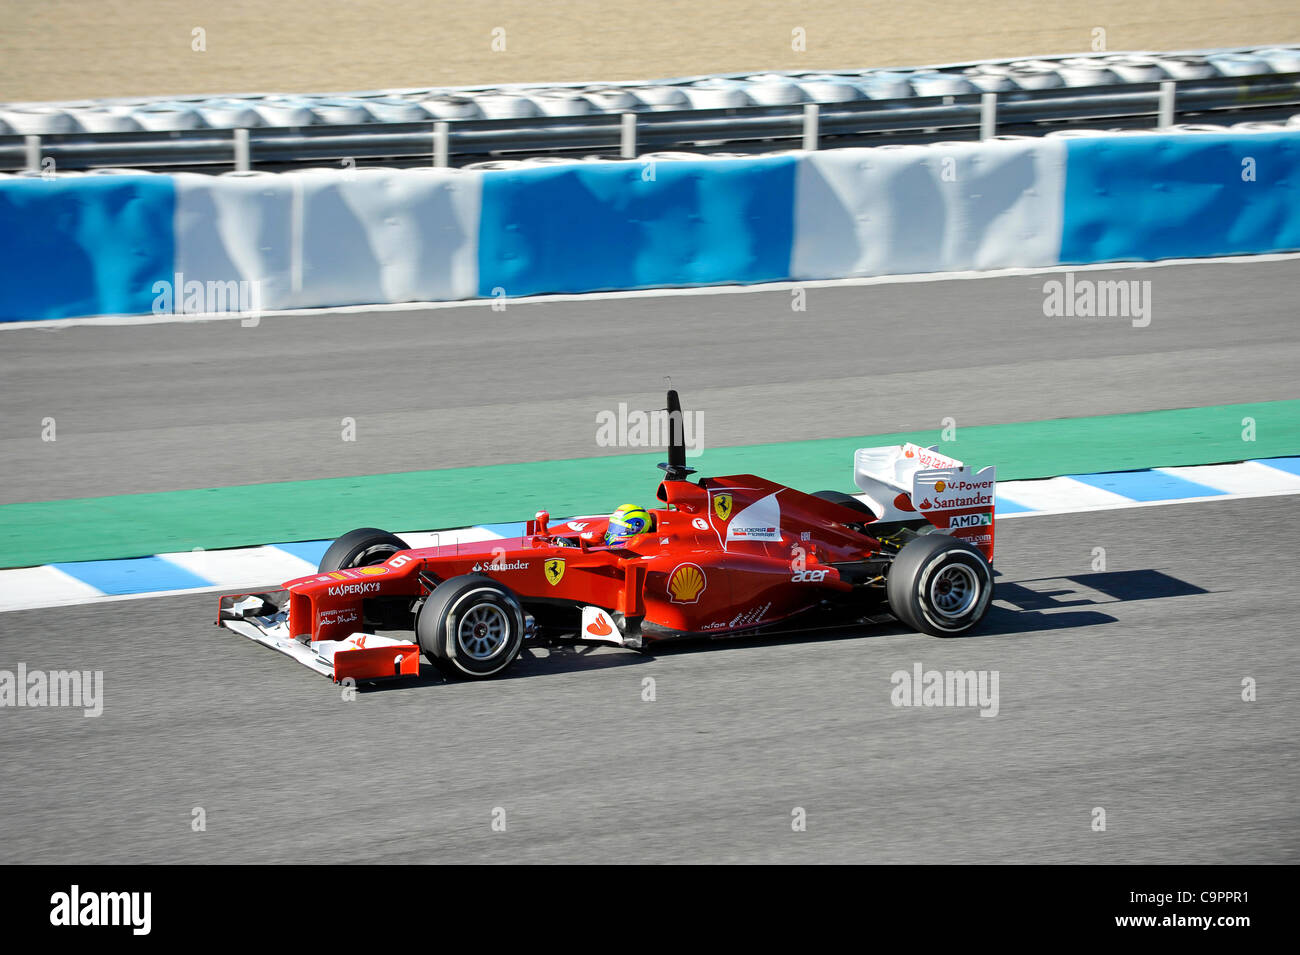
xmin=218 ymin=391 xmax=997 ymax=683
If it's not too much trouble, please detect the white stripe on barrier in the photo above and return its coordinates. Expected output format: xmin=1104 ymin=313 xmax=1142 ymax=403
xmin=173 ymin=167 xmax=482 ymax=312
xmin=790 ymin=138 xmax=1067 ymax=280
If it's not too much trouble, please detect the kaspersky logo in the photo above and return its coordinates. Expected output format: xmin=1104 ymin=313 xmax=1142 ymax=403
xmin=544 ymin=558 xmax=566 ymax=586
xmin=713 ymin=492 xmax=733 ymax=522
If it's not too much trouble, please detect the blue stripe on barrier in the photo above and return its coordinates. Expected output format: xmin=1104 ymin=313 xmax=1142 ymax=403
xmin=1066 ymin=469 xmax=1224 ymax=502
xmin=52 ymin=556 xmax=211 ymax=596
xmin=0 ymin=175 xmax=175 ymax=322
xmin=1060 ymin=132 xmax=1300 ymax=263
xmin=477 ymin=156 xmax=797 ymax=297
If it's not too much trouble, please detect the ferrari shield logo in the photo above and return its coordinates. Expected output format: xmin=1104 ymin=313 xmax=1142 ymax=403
xmin=713 ymin=492 xmax=733 ymax=522
xmin=544 ymin=558 xmax=566 ymax=586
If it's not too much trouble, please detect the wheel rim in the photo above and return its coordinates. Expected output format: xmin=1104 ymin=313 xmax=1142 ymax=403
xmin=457 ymin=604 xmax=510 ymax=660
xmin=929 ymin=564 xmax=979 ymax=618
xmin=351 ymin=544 xmax=398 ymax=567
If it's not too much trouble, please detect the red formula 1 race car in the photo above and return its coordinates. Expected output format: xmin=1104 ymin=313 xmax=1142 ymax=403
xmin=218 ymin=391 xmax=997 ymax=683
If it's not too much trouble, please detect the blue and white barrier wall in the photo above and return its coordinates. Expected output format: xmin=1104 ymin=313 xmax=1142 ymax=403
xmin=2 ymin=128 xmax=1298 ymax=322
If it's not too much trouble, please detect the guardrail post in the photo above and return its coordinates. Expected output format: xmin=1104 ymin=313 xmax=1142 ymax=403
xmin=980 ymin=93 xmax=998 ymax=140
xmin=433 ymin=122 xmax=450 ymax=167
xmin=620 ymin=113 xmax=637 ymax=159
xmin=24 ymin=135 xmax=41 ymax=174
xmin=233 ymin=128 xmax=250 ymax=171
xmin=1157 ymin=81 xmax=1176 ymax=128
xmin=802 ymin=103 xmax=820 ymax=151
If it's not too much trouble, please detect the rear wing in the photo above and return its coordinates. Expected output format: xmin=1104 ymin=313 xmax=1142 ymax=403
xmin=854 ymin=442 xmax=996 ymax=561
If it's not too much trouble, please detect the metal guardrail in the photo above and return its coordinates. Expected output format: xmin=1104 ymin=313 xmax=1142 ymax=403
xmin=3 ymin=73 xmax=1298 ymax=175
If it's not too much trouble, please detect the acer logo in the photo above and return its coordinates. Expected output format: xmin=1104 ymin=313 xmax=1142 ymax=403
xmin=791 ymin=569 xmax=829 ymax=583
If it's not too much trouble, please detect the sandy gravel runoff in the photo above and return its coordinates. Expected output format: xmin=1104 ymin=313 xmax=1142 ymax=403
xmin=2 ymin=0 xmax=1298 ymax=103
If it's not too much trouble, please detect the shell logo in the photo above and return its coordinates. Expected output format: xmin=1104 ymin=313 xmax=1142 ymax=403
xmin=357 ymin=566 xmax=389 ymax=576
xmin=935 ymin=480 xmax=946 ymax=493
xmin=667 ymin=563 xmax=707 ymax=604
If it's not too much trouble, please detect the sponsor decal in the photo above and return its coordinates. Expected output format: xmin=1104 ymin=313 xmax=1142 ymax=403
xmin=329 ymin=572 xmax=348 ymax=581
xmin=919 ymin=498 xmax=933 ymax=510
xmin=935 ymin=480 xmax=946 ymax=493
xmin=544 ymin=558 xmax=566 ymax=586
xmin=471 ymin=559 xmax=530 ymax=572
xmin=903 ymin=443 xmax=962 ymax=469
xmin=949 ymin=512 xmax=993 ymax=529
xmin=567 ymin=521 xmax=589 ymax=531
xmin=791 ymin=569 xmax=829 ymax=583
xmin=725 ymin=492 xmax=782 ymax=544
xmin=580 ymin=605 xmax=622 ymax=644
xmin=702 ymin=621 xmax=728 ymax=631
xmin=729 ymin=602 xmax=772 ymax=629
xmin=357 ymin=566 xmax=388 ymax=577
xmin=692 ymin=518 xmax=709 ymax=531
xmin=713 ymin=492 xmax=733 ymax=522
xmin=318 ymin=608 xmax=359 ymax=626
xmin=667 ymin=563 xmax=707 ymax=604
xmin=326 ymin=582 xmax=380 ymax=597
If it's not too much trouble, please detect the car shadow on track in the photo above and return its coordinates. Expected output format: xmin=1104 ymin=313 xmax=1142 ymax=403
xmin=970 ymin=567 xmax=1208 ymax=639
xmin=357 ymin=568 xmax=1207 ymax=687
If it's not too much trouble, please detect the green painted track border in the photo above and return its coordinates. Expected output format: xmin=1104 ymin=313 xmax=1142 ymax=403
xmin=3 ymin=400 xmax=1297 ymax=568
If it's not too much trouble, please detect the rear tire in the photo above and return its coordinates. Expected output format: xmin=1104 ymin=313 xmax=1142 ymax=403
xmin=318 ymin=528 xmax=410 ymax=573
xmin=886 ymin=534 xmax=992 ymax=636
xmin=812 ymin=490 xmax=877 ymax=519
xmin=417 ymin=575 xmax=525 ymax=679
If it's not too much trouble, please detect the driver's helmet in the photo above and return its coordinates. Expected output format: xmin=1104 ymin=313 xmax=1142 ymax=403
xmin=604 ymin=504 xmax=655 ymax=546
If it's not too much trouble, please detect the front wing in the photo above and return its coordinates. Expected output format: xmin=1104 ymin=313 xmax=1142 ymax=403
xmin=217 ymin=592 xmax=421 ymax=683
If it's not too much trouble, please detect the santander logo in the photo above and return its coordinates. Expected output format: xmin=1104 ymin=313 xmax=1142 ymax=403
xmin=586 ymin=616 xmax=614 ymax=637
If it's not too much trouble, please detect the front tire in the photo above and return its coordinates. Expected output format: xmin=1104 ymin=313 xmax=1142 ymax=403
xmin=417 ymin=575 xmax=525 ymax=679
xmin=318 ymin=528 xmax=410 ymax=573
xmin=886 ymin=534 xmax=992 ymax=636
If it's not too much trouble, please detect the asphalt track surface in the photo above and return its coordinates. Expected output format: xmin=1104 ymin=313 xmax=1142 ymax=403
xmin=1 ymin=258 xmax=1297 ymax=864
xmin=0 ymin=495 xmax=1296 ymax=864
xmin=2 ymin=257 xmax=1298 ymax=505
